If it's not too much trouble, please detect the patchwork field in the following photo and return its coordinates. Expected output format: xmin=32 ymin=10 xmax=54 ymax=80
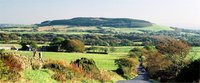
xmin=0 ymin=24 xmax=174 ymax=34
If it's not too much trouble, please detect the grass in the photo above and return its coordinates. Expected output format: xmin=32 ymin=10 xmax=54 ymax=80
xmin=16 ymin=51 xmax=124 ymax=70
xmin=188 ymin=47 xmax=200 ymax=61
xmin=22 ymin=69 xmax=57 ymax=83
xmin=0 ymin=24 xmax=174 ymax=34
xmin=112 ymin=25 xmax=174 ymax=33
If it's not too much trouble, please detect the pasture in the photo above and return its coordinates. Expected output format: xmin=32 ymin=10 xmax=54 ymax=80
xmin=13 ymin=46 xmax=200 ymax=71
xmin=16 ymin=51 xmax=125 ymax=70
xmin=0 ymin=24 xmax=174 ymax=34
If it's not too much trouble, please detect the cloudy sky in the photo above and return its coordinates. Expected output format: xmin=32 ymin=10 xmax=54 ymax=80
xmin=0 ymin=0 xmax=199 ymax=29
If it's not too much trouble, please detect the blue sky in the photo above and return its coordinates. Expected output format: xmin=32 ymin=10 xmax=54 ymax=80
xmin=0 ymin=0 xmax=199 ymax=29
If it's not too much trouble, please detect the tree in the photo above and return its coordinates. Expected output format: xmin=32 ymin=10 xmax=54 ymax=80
xmin=128 ymin=48 xmax=144 ymax=58
xmin=151 ymin=36 xmax=191 ymax=81
xmin=61 ymin=39 xmax=85 ymax=52
xmin=145 ymin=52 xmax=172 ymax=81
xmin=50 ymin=37 xmax=65 ymax=46
xmin=20 ymin=40 xmax=38 ymax=50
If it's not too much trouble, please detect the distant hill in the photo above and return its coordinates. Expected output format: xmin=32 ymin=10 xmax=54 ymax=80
xmin=39 ymin=17 xmax=153 ymax=28
xmin=0 ymin=24 xmax=36 ymax=28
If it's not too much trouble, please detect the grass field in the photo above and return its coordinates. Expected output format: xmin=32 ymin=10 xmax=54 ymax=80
xmin=112 ymin=25 xmax=174 ymax=33
xmin=16 ymin=51 xmax=125 ymax=70
xmin=14 ymin=46 xmax=200 ymax=71
xmin=0 ymin=24 xmax=174 ymax=34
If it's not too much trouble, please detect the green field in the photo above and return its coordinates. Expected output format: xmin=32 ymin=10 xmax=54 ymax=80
xmin=0 ymin=24 xmax=174 ymax=34
xmin=112 ymin=25 xmax=174 ymax=33
xmin=16 ymin=51 xmax=125 ymax=70
xmin=14 ymin=46 xmax=200 ymax=71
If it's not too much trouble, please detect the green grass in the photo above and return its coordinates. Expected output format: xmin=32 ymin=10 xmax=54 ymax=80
xmin=112 ymin=25 xmax=174 ymax=33
xmin=16 ymin=51 xmax=124 ymax=70
xmin=22 ymin=69 xmax=57 ymax=83
xmin=0 ymin=44 xmax=21 ymax=47
xmin=188 ymin=47 xmax=200 ymax=61
xmin=0 ymin=24 xmax=174 ymax=34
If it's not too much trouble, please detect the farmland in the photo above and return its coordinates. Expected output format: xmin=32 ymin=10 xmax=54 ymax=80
xmin=11 ymin=46 xmax=200 ymax=70
xmin=0 ymin=17 xmax=200 ymax=82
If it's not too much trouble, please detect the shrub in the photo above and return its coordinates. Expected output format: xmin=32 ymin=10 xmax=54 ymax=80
xmin=128 ymin=48 xmax=144 ymax=58
xmin=152 ymin=36 xmax=191 ymax=81
xmin=42 ymin=60 xmax=66 ymax=72
xmin=43 ymin=60 xmax=82 ymax=81
xmin=145 ymin=52 xmax=172 ymax=81
xmin=71 ymin=58 xmax=100 ymax=74
xmin=115 ymin=58 xmax=138 ymax=79
xmin=71 ymin=58 xmax=112 ymax=81
xmin=175 ymin=59 xmax=200 ymax=82
xmin=0 ymin=53 xmax=23 ymax=81
xmin=0 ymin=59 xmax=9 ymax=81
xmin=52 ymin=72 xmax=67 ymax=82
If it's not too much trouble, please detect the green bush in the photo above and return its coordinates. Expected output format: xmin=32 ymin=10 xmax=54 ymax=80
xmin=71 ymin=58 xmax=100 ymax=74
xmin=115 ymin=58 xmax=138 ymax=79
xmin=42 ymin=60 xmax=78 ymax=81
xmin=128 ymin=48 xmax=144 ymax=58
xmin=0 ymin=59 xmax=9 ymax=81
xmin=175 ymin=59 xmax=200 ymax=82
xmin=42 ymin=61 xmax=66 ymax=72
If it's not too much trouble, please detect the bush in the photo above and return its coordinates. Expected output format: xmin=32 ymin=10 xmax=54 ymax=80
xmin=145 ymin=52 xmax=172 ymax=81
xmin=128 ymin=48 xmax=144 ymax=58
xmin=42 ymin=60 xmax=82 ymax=81
xmin=153 ymin=36 xmax=191 ymax=81
xmin=52 ymin=72 xmax=67 ymax=82
xmin=0 ymin=59 xmax=9 ymax=81
xmin=42 ymin=60 xmax=66 ymax=72
xmin=71 ymin=58 xmax=100 ymax=74
xmin=0 ymin=53 xmax=23 ymax=81
xmin=115 ymin=58 xmax=138 ymax=79
xmin=175 ymin=59 xmax=200 ymax=82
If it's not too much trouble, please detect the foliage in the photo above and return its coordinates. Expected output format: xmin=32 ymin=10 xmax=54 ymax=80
xmin=71 ymin=58 xmax=100 ymax=74
xmin=42 ymin=60 xmax=66 ymax=72
xmin=154 ymin=36 xmax=191 ymax=77
xmin=20 ymin=40 xmax=38 ymax=50
xmin=145 ymin=52 xmax=172 ymax=80
xmin=155 ymin=36 xmax=190 ymax=56
xmin=50 ymin=37 xmax=65 ymax=45
xmin=128 ymin=48 xmax=144 ymax=58
xmin=61 ymin=39 xmax=85 ymax=52
xmin=175 ymin=59 xmax=200 ymax=82
xmin=115 ymin=58 xmax=138 ymax=79
xmin=0 ymin=53 xmax=23 ymax=81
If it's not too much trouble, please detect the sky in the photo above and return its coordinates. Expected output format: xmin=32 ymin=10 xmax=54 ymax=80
xmin=0 ymin=0 xmax=199 ymax=29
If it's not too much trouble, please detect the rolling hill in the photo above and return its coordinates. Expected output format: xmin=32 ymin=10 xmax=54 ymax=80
xmin=39 ymin=17 xmax=153 ymax=28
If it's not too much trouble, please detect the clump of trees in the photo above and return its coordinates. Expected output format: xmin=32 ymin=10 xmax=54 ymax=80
xmin=141 ymin=36 xmax=191 ymax=81
xmin=119 ymin=36 xmax=191 ymax=81
xmin=48 ymin=37 xmax=85 ymax=53
xmin=20 ymin=40 xmax=38 ymax=50
xmin=61 ymin=39 xmax=85 ymax=53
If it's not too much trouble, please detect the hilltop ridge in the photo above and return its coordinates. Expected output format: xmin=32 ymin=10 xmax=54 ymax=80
xmin=39 ymin=17 xmax=153 ymax=28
